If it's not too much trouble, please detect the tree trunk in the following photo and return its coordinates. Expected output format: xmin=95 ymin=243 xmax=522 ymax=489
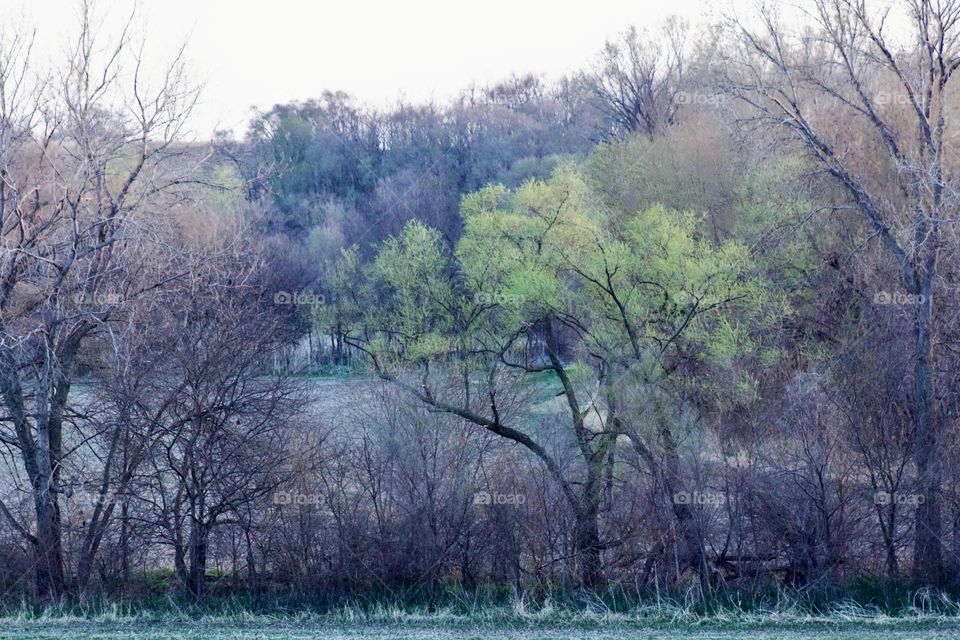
xmin=622 ymin=421 xmax=710 ymax=592
xmin=121 ymin=499 xmax=131 ymax=590
xmin=912 ymin=275 xmax=943 ymax=585
xmin=952 ymin=508 xmax=960 ymax=580
xmin=33 ymin=489 xmax=65 ymax=600
xmin=884 ymin=503 xmax=899 ymax=579
xmin=245 ymin=527 xmax=257 ymax=591
xmin=573 ymin=503 xmax=604 ymax=588
xmin=187 ymin=520 xmax=209 ymax=599
xmin=654 ymin=419 xmax=710 ymax=593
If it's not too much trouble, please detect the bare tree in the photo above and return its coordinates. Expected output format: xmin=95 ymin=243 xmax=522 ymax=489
xmin=585 ymin=21 xmax=687 ymax=139
xmin=725 ymin=0 xmax=960 ymax=585
xmin=137 ymin=248 xmax=305 ymax=599
xmin=0 ymin=2 xmax=198 ymax=598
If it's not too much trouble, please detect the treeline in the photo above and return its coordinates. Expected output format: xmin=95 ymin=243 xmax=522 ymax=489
xmin=3 ymin=0 xmax=960 ymax=607
xmin=223 ymin=21 xmax=690 ymax=253
xmin=235 ymin=79 xmax=599 ymax=244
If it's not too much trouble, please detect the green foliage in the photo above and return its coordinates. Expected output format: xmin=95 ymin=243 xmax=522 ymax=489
xmin=246 ymin=86 xmax=600 ymax=242
xmin=139 ymin=568 xmax=176 ymax=595
xmin=499 ymin=153 xmax=583 ymax=189
xmin=585 ymin=119 xmax=743 ymax=237
xmin=332 ymin=165 xmax=772 ymax=407
xmin=457 ymin=168 xmax=763 ymax=382
xmin=365 ymin=222 xmax=463 ymax=363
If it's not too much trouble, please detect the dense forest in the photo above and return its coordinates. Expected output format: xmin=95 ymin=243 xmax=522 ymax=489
xmin=4 ymin=0 xmax=960 ymax=611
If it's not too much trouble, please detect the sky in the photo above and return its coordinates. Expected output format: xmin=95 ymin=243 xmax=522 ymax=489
xmin=6 ymin=0 xmax=739 ymax=138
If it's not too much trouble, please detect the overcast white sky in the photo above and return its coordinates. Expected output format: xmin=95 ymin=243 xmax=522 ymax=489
xmin=7 ymin=0 xmax=738 ymax=138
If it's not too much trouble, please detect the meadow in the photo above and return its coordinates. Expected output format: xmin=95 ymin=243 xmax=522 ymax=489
xmin=3 ymin=604 xmax=960 ymax=640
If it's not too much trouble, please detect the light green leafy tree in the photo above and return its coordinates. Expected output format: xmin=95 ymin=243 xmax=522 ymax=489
xmin=331 ymin=167 xmax=765 ymax=587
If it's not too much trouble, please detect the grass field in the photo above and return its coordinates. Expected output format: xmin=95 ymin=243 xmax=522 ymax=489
xmin=2 ymin=620 xmax=960 ymax=639
xmin=3 ymin=611 xmax=960 ymax=640
xmin=4 ymin=597 xmax=960 ymax=640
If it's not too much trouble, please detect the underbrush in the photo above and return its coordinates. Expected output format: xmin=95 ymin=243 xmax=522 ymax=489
xmin=4 ymin=581 xmax=960 ymax=628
